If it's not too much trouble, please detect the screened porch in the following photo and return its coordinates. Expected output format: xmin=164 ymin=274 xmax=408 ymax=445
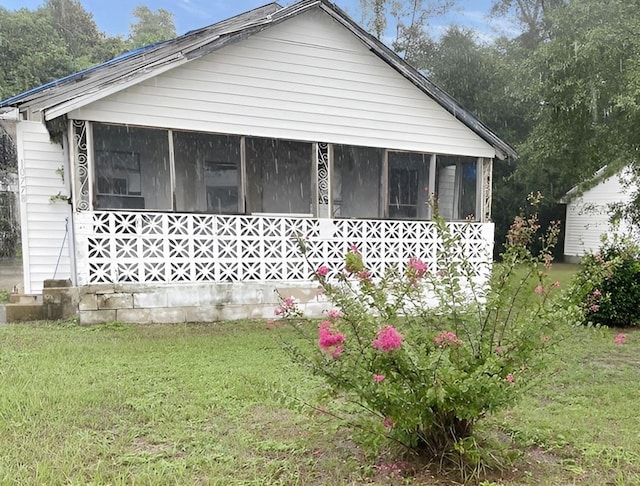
xmin=69 ymin=120 xmax=493 ymax=286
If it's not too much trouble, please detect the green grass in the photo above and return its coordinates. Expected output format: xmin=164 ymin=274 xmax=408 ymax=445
xmin=546 ymin=262 xmax=579 ymax=288
xmin=0 ymin=321 xmax=369 ymax=485
xmin=490 ymin=324 xmax=640 ymax=485
xmin=1 ymin=272 xmax=640 ymax=484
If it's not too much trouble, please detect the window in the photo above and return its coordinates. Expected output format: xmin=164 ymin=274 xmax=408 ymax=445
xmin=173 ymin=131 xmax=241 ymax=213
xmin=332 ymin=145 xmax=382 ymax=218
xmin=387 ymin=151 xmax=430 ymax=220
xmin=436 ymin=156 xmax=478 ymax=221
xmin=205 ymin=161 xmax=238 ymax=214
xmin=93 ymin=124 xmax=171 ymax=210
xmin=245 ymin=137 xmax=312 ymax=214
xmin=96 ymin=151 xmax=141 ymax=196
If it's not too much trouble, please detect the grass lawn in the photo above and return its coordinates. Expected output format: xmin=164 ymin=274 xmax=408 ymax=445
xmin=1 ymin=264 xmax=639 ymax=484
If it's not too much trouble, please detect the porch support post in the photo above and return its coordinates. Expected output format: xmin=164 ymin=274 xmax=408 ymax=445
xmin=480 ymin=157 xmax=493 ymax=222
xmin=239 ymin=136 xmax=246 ymax=214
xmin=70 ymin=119 xmax=90 ymax=211
xmin=168 ymin=129 xmax=176 ymax=211
xmin=315 ymin=142 xmax=331 ymax=218
xmin=428 ymin=153 xmax=437 ymax=219
xmin=382 ymin=150 xmax=389 ymax=218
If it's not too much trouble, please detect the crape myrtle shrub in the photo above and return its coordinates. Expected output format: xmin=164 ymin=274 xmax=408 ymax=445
xmin=572 ymin=233 xmax=640 ymax=327
xmin=278 ymin=196 xmax=577 ymax=458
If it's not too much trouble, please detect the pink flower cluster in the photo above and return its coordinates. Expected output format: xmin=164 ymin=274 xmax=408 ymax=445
xmin=372 ymin=325 xmax=403 ymax=352
xmin=318 ymin=320 xmax=346 ymax=358
xmin=614 ymin=333 xmax=627 ymax=346
xmin=434 ymin=331 xmax=462 ymax=347
xmin=407 ymin=257 xmax=427 ymax=278
xmin=316 ymin=265 xmax=329 ymax=277
xmin=356 ymin=269 xmax=372 ymax=282
xmin=588 ymin=288 xmax=602 ymax=313
xmin=373 ymin=374 xmax=385 ymax=383
xmin=327 ymin=309 xmax=341 ymax=320
xmin=535 ymin=285 xmax=544 ymax=295
xmin=505 ymin=373 xmax=515 ymax=383
xmin=274 ymin=296 xmax=297 ymax=316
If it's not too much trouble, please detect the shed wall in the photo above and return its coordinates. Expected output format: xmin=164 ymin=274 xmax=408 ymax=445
xmin=564 ymin=172 xmax=634 ymax=259
xmin=69 ymin=9 xmax=496 ymax=158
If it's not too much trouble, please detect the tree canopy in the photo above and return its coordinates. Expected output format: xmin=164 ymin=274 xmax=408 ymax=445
xmin=128 ymin=6 xmax=176 ymax=49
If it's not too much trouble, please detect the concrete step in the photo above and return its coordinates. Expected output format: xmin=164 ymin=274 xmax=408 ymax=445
xmin=5 ymin=302 xmax=45 ymax=322
xmin=9 ymin=294 xmax=42 ymax=304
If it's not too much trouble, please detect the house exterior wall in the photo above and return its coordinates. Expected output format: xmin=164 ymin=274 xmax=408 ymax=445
xmin=68 ymin=9 xmax=496 ymax=159
xmin=564 ymin=171 xmax=635 ymax=261
xmin=16 ymin=121 xmax=72 ymax=293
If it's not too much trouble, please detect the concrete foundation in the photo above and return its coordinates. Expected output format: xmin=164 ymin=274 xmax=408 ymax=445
xmin=78 ymin=281 xmax=331 ymax=324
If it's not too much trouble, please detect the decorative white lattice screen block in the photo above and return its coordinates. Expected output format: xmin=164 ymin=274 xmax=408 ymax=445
xmin=76 ymin=212 xmax=493 ymax=285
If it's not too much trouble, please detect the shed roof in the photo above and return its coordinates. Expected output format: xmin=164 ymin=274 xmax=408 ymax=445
xmin=0 ymin=0 xmax=516 ymax=159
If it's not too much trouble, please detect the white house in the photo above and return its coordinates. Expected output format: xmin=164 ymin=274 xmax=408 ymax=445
xmin=563 ymin=166 xmax=636 ymax=262
xmin=0 ymin=0 xmax=515 ymax=324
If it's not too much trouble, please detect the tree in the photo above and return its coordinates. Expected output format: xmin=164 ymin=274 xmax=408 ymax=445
xmin=128 ymin=6 xmax=176 ymax=49
xmin=515 ymin=0 xmax=640 ymax=212
xmin=0 ymin=7 xmax=76 ymax=99
xmin=490 ymin=0 xmax=565 ymax=48
xmin=358 ymin=0 xmax=457 ymax=62
xmin=45 ymin=0 xmax=100 ymax=60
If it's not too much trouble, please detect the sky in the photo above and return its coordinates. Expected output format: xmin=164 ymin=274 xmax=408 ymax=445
xmin=0 ymin=0 xmax=521 ymax=42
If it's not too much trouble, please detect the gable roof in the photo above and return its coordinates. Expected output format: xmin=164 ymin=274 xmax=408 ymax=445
xmin=0 ymin=0 xmax=516 ymax=160
xmin=562 ymin=163 xmax=633 ymax=204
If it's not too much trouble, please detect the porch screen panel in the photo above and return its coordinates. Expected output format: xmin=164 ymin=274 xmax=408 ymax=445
xmin=245 ymin=138 xmax=312 ymax=214
xmin=93 ymin=123 xmax=171 ymax=210
xmin=173 ymin=131 xmax=241 ymax=213
xmin=332 ymin=145 xmax=382 ymax=218
xmin=387 ymin=151 xmax=430 ymax=220
xmin=436 ymin=156 xmax=477 ymax=221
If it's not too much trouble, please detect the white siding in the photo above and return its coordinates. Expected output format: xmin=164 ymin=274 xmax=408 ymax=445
xmin=438 ymin=165 xmax=457 ymax=220
xmin=69 ymin=9 xmax=496 ymax=158
xmin=16 ymin=121 xmax=72 ymax=293
xmin=564 ymin=171 xmax=635 ymax=259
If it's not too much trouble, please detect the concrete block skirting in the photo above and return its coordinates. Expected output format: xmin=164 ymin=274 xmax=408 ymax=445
xmin=77 ymin=281 xmax=331 ymax=324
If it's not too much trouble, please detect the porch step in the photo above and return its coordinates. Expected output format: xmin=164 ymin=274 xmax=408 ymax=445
xmin=5 ymin=279 xmax=77 ymax=322
xmin=5 ymin=301 xmax=45 ymax=322
xmin=9 ymin=294 xmax=42 ymax=304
